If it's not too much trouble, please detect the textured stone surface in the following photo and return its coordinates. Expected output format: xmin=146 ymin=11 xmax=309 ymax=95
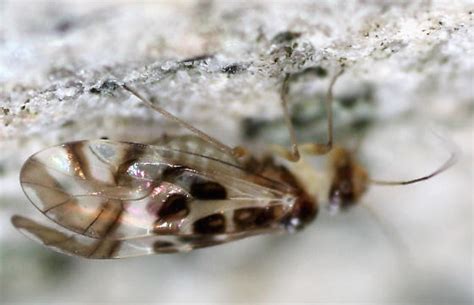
xmin=0 ymin=0 xmax=472 ymax=303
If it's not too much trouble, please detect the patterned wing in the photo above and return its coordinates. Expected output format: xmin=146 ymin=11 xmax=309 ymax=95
xmin=17 ymin=139 xmax=298 ymax=257
xmin=12 ymin=215 xmax=277 ymax=258
xmin=20 ymin=140 xmax=166 ymax=240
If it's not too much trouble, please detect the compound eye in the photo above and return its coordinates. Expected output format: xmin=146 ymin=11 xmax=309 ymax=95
xmin=339 ymin=180 xmax=353 ymax=194
xmin=328 ymin=179 xmax=356 ymax=211
xmin=327 ymin=147 xmax=369 ymax=211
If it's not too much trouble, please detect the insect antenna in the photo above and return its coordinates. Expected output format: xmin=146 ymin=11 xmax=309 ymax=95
xmin=369 ymin=138 xmax=458 ymax=186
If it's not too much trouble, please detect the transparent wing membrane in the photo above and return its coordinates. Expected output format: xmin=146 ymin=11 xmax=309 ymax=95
xmin=17 ymin=139 xmax=296 ymax=257
xmin=12 ymin=215 xmax=281 ymax=258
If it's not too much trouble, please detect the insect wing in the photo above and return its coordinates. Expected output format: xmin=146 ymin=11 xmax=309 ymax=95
xmin=12 ymin=215 xmax=281 ymax=258
xmin=20 ymin=140 xmax=172 ymax=240
xmin=19 ymin=139 xmax=297 ymax=256
xmin=12 ymin=215 xmax=121 ymax=258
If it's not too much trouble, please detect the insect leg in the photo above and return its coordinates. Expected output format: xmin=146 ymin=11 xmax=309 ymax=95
xmin=270 ymin=73 xmax=301 ymax=162
xmin=272 ymin=69 xmax=343 ymax=162
xmin=122 ymin=84 xmax=247 ymax=159
xmin=299 ymin=69 xmax=344 ymax=155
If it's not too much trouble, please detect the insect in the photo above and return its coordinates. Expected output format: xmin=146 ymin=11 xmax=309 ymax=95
xmin=12 ymin=68 xmax=455 ymax=259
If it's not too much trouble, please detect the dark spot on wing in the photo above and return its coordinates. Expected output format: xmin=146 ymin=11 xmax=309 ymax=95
xmin=233 ymin=205 xmax=285 ymax=230
xmin=255 ymin=206 xmax=283 ymax=227
xmin=161 ymin=166 xmax=227 ymax=200
xmin=65 ymin=142 xmax=88 ymax=179
xmin=190 ymin=181 xmax=227 ymax=200
xmin=153 ymin=240 xmax=176 ymax=253
xmin=178 ymin=235 xmax=227 ymax=250
xmin=158 ymin=194 xmax=190 ymax=221
xmin=153 ymin=240 xmax=174 ymax=248
xmin=233 ymin=207 xmax=265 ymax=230
xmin=161 ymin=165 xmax=187 ymax=180
xmin=193 ymin=213 xmax=226 ymax=234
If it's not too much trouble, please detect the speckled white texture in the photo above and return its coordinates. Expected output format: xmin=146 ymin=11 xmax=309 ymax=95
xmin=0 ymin=0 xmax=473 ymax=304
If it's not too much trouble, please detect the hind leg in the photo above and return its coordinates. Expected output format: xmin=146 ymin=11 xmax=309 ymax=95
xmin=272 ymin=69 xmax=344 ymax=162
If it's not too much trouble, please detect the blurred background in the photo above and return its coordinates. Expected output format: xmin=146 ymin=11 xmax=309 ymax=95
xmin=0 ymin=0 xmax=472 ymax=304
